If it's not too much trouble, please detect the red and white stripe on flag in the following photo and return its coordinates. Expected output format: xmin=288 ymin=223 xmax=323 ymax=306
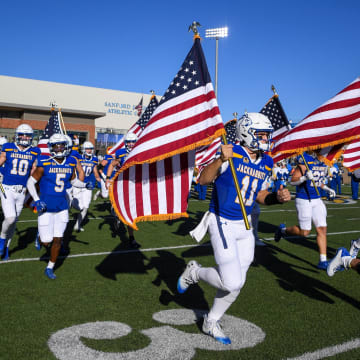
xmin=121 ymin=83 xmax=224 ymax=172
xmin=37 ymin=139 xmax=51 ymax=156
xmin=195 ymin=137 xmax=221 ymax=181
xmin=343 ymin=139 xmax=360 ymax=171
xmin=110 ymin=151 xmax=195 ymax=230
xmin=272 ymin=77 xmax=360 ymax=156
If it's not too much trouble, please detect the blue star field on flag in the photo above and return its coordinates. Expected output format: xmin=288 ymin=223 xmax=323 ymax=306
xmin=160 ymin=38 xmax=212 ymax=104
xmin=224 ymin=118 xmax=237 ymax=144
xmin=40 ymin=110 xmax=61 ymax=139
xmin=137 ymin=96 xmax=159 ymax=130
xmin=260 ymin=95 xmax=290 ymax=132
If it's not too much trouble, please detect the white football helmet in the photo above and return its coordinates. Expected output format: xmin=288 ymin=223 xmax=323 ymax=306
xmin=236 ymin=112 xmax=273 ymax=152
xmin=82 ymin=141 xmax=94 ymax=158
xmin=0 ymin=137 xmax=7 ymax=152
xmin=48 ymin=133 xmax=69 ymax=158
xmin=15 ymin=124 xmax=33 ymax=147
xmin=64 ymin=135 xmax=73 ymax=156
xmin=125 ymin=132 xmax=138 ymax=153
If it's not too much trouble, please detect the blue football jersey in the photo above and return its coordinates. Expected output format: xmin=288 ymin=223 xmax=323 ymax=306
xmin=296 ymin=153 xmax=327 ymax=200
xmin=79 ymin=155 xmax=98 ymax=185
xmin=102 ymin=154 xmax=114 ymax=178
xmin=38 ymin=156 xmax=77 ymax=212
xmin=2 ymin=143 xmax=40 ymax=186
xmin=209 ymin=145 xmax=273 ymax=220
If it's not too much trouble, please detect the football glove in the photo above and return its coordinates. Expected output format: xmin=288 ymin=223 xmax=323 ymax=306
xmin=35 ymin=200 xmax=47 ymax=214
xmin=85 ymin=182 xmax=94 ymax=190
xmin=322 ymin=185 xmax=336 ymax=199
xmin=305 ymin=170 xmax=314 ymax=180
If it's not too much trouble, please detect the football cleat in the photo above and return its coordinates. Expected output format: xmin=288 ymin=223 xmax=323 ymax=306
xmin=317 ymin=260 xmax=329 ymax=270
xmin=2 ymin=247 xmax=9 ymax=260
xmin=44 ymin=268 xmax=56 ymax=280
xmin=0 ymin=238 xmax=5 ymax=256
xmin=202 ymin=314 xmax=231 ymax=345
xmin=274 ymin=223 xmax=286 ymax=242
xmin=327 ymin=247 xmax=350 ymax=277
xmin=177 ymin=260 xmax=200 ymax=294
xmin=349 ymin=239 xmax=360 ymax=259
xmin=35 ymin=232 xmax=41 ymax=251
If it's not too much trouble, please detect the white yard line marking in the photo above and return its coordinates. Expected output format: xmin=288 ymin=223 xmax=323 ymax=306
xmin=285 ymin=337 xmax=360 ymax=360
xmin=1 ymin=230 xmax=360 ymax=265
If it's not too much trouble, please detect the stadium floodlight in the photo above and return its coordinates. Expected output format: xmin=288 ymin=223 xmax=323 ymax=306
xmin=205 ymin=27 xmax=228 ymax=39
xmin=205 ymin=27 xmax=228 ymax=97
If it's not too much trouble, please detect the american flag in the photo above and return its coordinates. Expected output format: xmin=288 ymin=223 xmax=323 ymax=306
xmin=272 ymin=77 xmax=360 ymax=157
xmin=37 ymin=109 xmax=63 ymax=155
xmin=110 ymin=37 xmax=225 ymax=229
xmin=260 ymin=94 xmax=291 ymax=143
xmin=108 ymin=95 xmax=159 ymax=155
xmin=134 ymin=97 xmax=143 ymax=117
xmin=224 ymin=118 xmax=237 ymax=144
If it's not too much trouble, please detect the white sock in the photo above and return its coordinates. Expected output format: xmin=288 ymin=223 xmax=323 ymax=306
xmin=320 ymin=254 xmax=327 ymax=262
xmin=47 ymin=261 xmax=55 ymax=269
xmin=208 ymin=289 xmax=240 ymax=321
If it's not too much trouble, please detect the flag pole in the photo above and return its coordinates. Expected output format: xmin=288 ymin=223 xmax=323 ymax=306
xmin=189 ymin=22 xmax=250 ymax=230
xmin=58 ymin=108 xmax=67 ymax=135
xmin=300 ymin=153 xmax=320 ymax=196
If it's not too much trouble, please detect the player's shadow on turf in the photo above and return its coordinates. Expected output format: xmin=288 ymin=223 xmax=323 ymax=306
xmin=258 ymin=221 xmax=279 ymax=236
xmin=95 ymin=240 xmax=148 ymax=281
xmin=9 ymin=226 xmax=38 ymax=256
xmin=255 ymin=244 xmax=360 ymax=310
xmin=93 ymin=201 xmax=112 ymax=213
xmin=98 ymin=214 xmax=124 ymax=239
xmin=147 ymin=250 xmax=209 ymax=310
xmin=165 ymin=210 xmax=210 ymax=237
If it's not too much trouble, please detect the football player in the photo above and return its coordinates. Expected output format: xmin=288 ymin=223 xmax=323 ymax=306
xmin=274 ymin=152 xmax=336 ymax=269
xmin=178 ymin=113 xmax=291 ymax=344
xmin=93 ymin=146 xmax=114 ymax=201
xmin=72 ymin=141 xmax=100 ymax=232
xmin=26 ymin=133 xmax=92 ymax=279
xmin=105 ymin=132 xmax=140 ymax=249
xmin=0 ymin=124 xmax=40 ymax=259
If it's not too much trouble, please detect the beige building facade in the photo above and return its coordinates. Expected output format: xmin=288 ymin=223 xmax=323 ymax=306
xmin=0 ymin=75 xmax=153 ymax=145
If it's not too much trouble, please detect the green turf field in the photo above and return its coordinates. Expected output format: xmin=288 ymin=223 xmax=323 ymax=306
xmin=1 ymin=185 xmax=359 ymax=360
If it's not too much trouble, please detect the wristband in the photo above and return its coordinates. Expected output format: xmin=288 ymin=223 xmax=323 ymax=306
xmin=264 ymin=192 xmax=282 ymax=205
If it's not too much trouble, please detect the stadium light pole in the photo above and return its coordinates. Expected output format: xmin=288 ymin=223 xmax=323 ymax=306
xmin=205 ymin=26 xmax=228 ymax=97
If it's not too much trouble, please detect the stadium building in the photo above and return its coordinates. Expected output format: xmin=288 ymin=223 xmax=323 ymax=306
xmin=0 ymin=75 xmax=153 ymax=151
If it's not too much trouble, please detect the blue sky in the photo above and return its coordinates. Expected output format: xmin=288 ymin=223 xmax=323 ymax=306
xmin=1 ymin=0 xmax=359 ymax=124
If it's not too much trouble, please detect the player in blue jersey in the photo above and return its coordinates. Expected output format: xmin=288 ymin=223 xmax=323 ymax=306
xmin=72 ymin=141 xmax=100 ymax=232
xmin=179 ymin=113 xmax=291 ymax=344
xmin=27 ymin=133 xmax=92 ymax=279
xmin=274 ymin=152 xmax=336 ymax=270
xmin=105 ymin=132 xmax=140 ymax=248
xmin=93 ymin=146 xmax=114 ymax=201
xmin=273 ymin=160 xmax=290 ymax=192
xmin=0 ymin=137 xmax=7 ymax=183
xmin=0 ymin=124 xmax=40 ymax=259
